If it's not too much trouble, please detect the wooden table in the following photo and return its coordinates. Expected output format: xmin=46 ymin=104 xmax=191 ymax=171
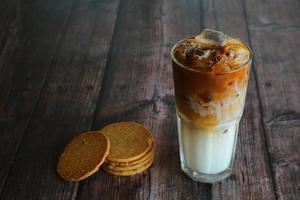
xmin=0 ymin=0 xmax=299 ymax=199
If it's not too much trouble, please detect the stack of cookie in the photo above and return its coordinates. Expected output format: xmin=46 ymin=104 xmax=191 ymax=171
xmin=57 ymin=122 xmax=154 ymax=182
xmin=101 ymin=122 xmax=154 ymax=176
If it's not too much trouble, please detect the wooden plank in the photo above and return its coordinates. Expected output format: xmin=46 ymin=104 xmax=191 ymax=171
xmin=155 ymin=0 xmax=211 ymax=199
xmin=0 ymin=0 xmax=18 ymax=55
xmin=75 ymin=0 xmax=162 ymax=199
xmin=76 ymin=0 xmax=211 ymax=199
xmin=0 ymin=0 xmax=120 ymax=199
xmin=202 ymin=0 xmax=277 ymax=199
xmin=0 ymin=0 xmax=75 ymax=194
xmin=243 ymin=0 xmax=300 ymax=199
xmin=0 ymin=0 xmax=19 ymax=73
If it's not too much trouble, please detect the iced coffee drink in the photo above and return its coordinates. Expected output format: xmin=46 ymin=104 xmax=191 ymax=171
xmin=171 ymin=29 xmax=251 ymax=183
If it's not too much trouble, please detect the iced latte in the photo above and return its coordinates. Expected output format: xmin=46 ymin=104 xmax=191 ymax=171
xmin=171 ymin=29 xmax=252 ymax=183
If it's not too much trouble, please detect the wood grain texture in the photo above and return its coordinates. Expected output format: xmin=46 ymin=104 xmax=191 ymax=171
xmin=76 ymin=0 xmax=162 ymax=199
xmin=0 ymin=0 xmax=75 ymax=194
xmin=243 ymin=0 xmax=300 ymax=199
xmin=75 ymin=1 xmax=160 ymax=200
xmin=0 ymin=0 xmax=18 ymax=55
xmin=152 ymin=0 xmax=211 ymax=199
xmin=0 ymin=0 xmax=299 ymax=199
xmin=76 ymin=0 xmax=211 ymax=199
xmin=0 ymin=0 xmax=119 ymax=199
xmin=202 ymin=0 xmax=277 ymax=199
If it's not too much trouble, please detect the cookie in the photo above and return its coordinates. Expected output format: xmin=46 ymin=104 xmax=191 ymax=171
xmin=105 ymin=143 xmax=154 ymax=167
xmin=103 ymin=148 xmax=154 ymax=171
xmin=100 ymin=122 xmax=153 ymax=162
xmin=103 ymin=155 xmax=153 ymax=171
xmin=57 ymin=131 xmax=110 ymax=181
xmin=103 ymin=156 xmax=154 ymax=176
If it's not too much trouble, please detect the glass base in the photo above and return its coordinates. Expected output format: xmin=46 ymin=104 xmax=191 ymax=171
xmin=180 ymin=161 xmax=232 ymax=183
xmin=176 ymin=113 xmax=240 ymax=183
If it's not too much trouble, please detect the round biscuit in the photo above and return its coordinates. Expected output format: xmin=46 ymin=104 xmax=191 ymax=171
xmin=57 ymin=131 xmax=110 ymax=181
xmin=100 ymin=122 xmax=153 ymax=162
xmin=103 ymin=152 xmax=154 ymax=171
xmin=105 ymin=143 xmax=154 ymax=167
xmin=103 ymin=157 xmax=154 ymax=176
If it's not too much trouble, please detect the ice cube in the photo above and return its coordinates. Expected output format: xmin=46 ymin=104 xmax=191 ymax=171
xmin=187 ymin=96 xmax=215 ymax=117
xmin=195 ymin=28 xmax=228 ymax=46
xmin=224 ymin=45 xmax=250 ymax=68
xmin=184 ymin=45 xmax=213 ymax=68
xmin=234 ymin=47 xmax=249 ymax=64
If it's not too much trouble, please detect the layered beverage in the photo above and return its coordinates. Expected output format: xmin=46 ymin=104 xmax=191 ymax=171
xmin=171 ymin=29 xmax=251 ymax=183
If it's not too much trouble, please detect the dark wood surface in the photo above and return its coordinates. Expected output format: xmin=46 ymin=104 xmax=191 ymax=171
xmin=0 ymin=0 xmax=299 ymax=199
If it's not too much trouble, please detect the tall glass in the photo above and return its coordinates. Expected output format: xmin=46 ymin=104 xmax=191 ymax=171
xmin=171 ymin=37 xmax=252 ymax=183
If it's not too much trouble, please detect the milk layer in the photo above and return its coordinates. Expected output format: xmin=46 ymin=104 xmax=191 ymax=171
xmin=177 ymin=115 xmax=239 ymax=174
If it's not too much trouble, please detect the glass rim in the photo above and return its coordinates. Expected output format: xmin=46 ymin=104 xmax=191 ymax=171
xmin=170 ymin=36 xmax=252 ymax=74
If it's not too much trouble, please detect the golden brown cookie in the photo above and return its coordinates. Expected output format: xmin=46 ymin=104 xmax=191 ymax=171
xmin=100 ymin=122 xmax=153 ymax=162
xmin=105 ymin=143 xmax=154 ymax=167
xmin=103 ymin=149 xmax=154 ymax=171
xmin=57 ymin=131 xmax=110 ymax=181
xmin=103 ymin=156 xmax=153 ymax=171
xmin=103 ymin=156 xmax=154 ymax=176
